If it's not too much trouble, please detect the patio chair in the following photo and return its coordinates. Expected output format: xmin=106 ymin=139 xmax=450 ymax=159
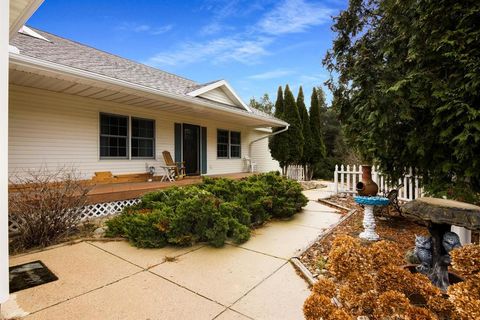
xmin=162 ymin=150 xmax=186 ymax=179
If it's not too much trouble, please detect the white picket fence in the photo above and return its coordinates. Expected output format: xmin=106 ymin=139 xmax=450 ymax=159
xmin=286 ymin=165 xmax=305 ymax=181
xmin=334 ymin=165 xmax=424 ymax=201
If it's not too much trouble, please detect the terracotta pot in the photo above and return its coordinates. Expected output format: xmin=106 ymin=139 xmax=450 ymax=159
xmin=356 ymin=165 xmax=378 ymax=196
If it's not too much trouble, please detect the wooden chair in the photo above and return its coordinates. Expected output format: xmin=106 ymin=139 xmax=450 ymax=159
xmin=162 ymin=150 xmax=186 ymax=179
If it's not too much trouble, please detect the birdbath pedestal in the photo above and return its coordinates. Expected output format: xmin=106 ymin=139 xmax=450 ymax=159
xmin=354 ymin=196 xmax=389 ymax=241
xmin=402 ymin=197 xmax=480 ymax=291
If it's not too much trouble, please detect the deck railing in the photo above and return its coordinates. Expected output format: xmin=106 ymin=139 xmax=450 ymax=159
xmin=334 ymin=165 xmax=424 ymax=201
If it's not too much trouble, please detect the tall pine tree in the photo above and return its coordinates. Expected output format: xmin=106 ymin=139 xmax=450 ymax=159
xmin=269 ymin=86 xmax=288 ymax=173
xmin=296 ymin=86 xmax=313 ymax=179
xmin=310 ymin=87 xmax=326 ymax=164
xmin=283 ymin=85 xmax=304 ymax=168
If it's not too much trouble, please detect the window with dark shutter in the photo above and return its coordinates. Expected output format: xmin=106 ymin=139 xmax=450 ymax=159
xmin=217 ymin=129 xmax=229 ymax=158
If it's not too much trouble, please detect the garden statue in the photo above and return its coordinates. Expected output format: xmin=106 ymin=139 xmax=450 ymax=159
xmin=354 ymin=165 xmax=389 ymax=241
xmin=402 ymin=197 xmax=480 ymax=291
xmin=414 ymin=232 xmax=461 ymax=290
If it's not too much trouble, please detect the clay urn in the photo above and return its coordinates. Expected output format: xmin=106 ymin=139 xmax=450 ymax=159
xmin=356 ymin=165 xmax=378 ymax=196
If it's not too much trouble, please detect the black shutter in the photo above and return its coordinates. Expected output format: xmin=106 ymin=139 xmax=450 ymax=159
xmin=201 ymin=126 xmax=207 ymax=174
xmin=174 ymin=123 xmax=182 ymax=163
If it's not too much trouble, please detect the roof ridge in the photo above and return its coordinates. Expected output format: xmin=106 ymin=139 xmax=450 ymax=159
xmin=25 ymin=25 xmax=200 ymax=85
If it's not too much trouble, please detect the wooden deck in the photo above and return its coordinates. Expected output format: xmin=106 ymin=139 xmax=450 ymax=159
xmin=87 ymin=172 xmax=254 ymax=204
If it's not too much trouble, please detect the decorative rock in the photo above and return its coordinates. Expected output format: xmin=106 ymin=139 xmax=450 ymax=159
xmin=93 ymin=227 xmax=107 ymax=238
xmin=401 ymin=197 xmax=480 ymax=230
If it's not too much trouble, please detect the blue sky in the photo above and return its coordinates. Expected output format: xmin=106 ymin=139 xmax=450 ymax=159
xmin=26 ymin=0 xmax=347 ymax=106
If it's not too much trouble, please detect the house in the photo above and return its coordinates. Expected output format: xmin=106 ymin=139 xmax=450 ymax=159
xmin=8 ymin=27 xmax=287 ymax=184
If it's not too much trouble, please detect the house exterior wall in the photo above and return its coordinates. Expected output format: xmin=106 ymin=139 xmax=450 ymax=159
xmin=199 ymin=87 xmax=236 ymax=106
xmin=8 ymin=85 xmax=280 ymax=179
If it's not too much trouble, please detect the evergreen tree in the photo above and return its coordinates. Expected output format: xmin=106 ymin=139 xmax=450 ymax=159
xmin=269 ymin=86 xmax=288 ymax=173
xmin=309 ymin=87 xmax=326 ymax=164
xmin=283 ymin=85 xmax=304 ymax=168
xmin=273 ymin=86 xmax=285 ymax=116
xmin=296 ymin=86 xmax=313 ymax=179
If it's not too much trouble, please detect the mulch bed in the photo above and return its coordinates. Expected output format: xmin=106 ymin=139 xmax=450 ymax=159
xmin=299 ymin=195 xmax=429 ymax=278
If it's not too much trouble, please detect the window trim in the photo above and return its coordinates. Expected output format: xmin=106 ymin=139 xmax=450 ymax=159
xmin=229 ymin=131 xmax=241 ymax=159
xmin=131 ymin=116 xmax=156 ymax=159
xmin=99 ymin=112 xmax=129 ymax=160
xmin=216 ymin=129 xmax=230 ymax=159
xmin=216 ymin=129 xmax=241 ymax=159
xmin=99 ymin=113 xmax=156 ymax=160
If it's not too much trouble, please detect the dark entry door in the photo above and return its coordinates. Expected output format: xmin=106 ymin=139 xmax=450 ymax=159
xmin=183 ymin=124 xmax=200 ymax=175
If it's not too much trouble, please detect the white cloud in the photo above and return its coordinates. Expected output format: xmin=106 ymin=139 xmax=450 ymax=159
xmin=144 ymin=0 xmax=334 ymax=67
xmin=257 ymin=0 xmax=333 ymax=35
xmin=117 ymin=22 xmax=173 ymax=35
xmin=145 ymin=36 xmax=272 ymax=67
xmin=248 ymin=69 xmax=294 ymax=80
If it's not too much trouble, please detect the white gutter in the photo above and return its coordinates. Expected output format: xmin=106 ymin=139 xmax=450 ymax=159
xmin=9 ymin=53 xmax=289 ymax=128
xmin=248 ymin=125 xmax=289 ymax=159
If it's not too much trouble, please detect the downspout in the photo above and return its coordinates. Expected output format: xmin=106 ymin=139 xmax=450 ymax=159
xmin=248 ymin=125 xmax=289 ymax=163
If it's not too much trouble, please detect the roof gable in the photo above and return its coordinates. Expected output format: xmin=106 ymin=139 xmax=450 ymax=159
xmin=187 ymin=80 xmax=251 ymax=112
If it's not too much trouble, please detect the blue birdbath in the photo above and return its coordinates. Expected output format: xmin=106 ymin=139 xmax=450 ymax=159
xmin=354 ymin=196 xmax=390 ymax=241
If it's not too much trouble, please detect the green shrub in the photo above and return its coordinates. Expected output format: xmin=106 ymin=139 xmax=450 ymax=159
xmin=105 ymin=172 xmax=307 ymax=248
xmin=246 ymin=172 xmax=308 ymax=218
xmin=106 ymin=206 xmax=170 ymax=248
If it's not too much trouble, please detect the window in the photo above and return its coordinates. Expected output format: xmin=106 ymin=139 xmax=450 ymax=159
xmin=217 ymin=129 xmax=229 ymax=158
xmin=217 ymin=129 xmax=241 ymax=159
xmin=100 ymin=113 xmax=128 ymax=158
xmin=99 ymin=113 xmax=155 ymax=159
xmin=230 ymin=131 xmax=241 ymax=158
xmin=131 ymin=118 xmax=155 ymax=158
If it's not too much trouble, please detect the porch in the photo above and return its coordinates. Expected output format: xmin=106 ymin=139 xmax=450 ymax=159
xmin=86 ymin=172 xmax=254 ymax=204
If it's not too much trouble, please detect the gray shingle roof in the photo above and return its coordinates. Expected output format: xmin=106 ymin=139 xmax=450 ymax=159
xmin=10 ymin=27 xmax=283 ymax=123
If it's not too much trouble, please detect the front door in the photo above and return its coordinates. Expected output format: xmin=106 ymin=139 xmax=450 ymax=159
xmin=183 ymin=124 xmax=200 ymax=175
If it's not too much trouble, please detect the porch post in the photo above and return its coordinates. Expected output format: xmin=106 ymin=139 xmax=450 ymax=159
xmin=1 ymin=0 xmax=10 ymax=304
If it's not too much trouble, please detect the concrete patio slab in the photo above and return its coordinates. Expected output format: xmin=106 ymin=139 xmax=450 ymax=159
xmin=303 ymin=200 xmax=338 ymax=213
xmin=89 ymin=240 xmax=203 ymax=269
xmin=4 ymin=242 xmax=141 ymax=316
xmin=215 ymin=309 xmax=252 ymax=320
xmin=24 ymin=271 xmax=224 ymax=320
xmin=292 ymin=209 xmax=342 ymax=230
xmin=303 ymin=184 xmax=335 ymax=200
xmin=150 ymin=245 xmax=286 ymax=306
xmin=235 ymin=222 xmax=324 ymax=259
xmin=231 ymin=263 xmax=310 ymax=320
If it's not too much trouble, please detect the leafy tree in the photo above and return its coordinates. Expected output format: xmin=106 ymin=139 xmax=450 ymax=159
xmin=297 ymin=86 xmax=313 ymax=179
xmin=283 ymin=85 xmax=304 ymax=167
xmin=324 ymin=0 xmax=480 ymax=196
xmin=269 ymin=86 xmax=288 ymax=173
xmin=248 ymin=93 xmax=274 ymax=115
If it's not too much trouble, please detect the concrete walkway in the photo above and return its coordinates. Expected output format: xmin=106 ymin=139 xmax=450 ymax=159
xmin=3 ymin=192 xmax=340 ymax=320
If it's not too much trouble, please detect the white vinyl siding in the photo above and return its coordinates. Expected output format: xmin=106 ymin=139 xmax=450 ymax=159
xmin=199 ymin=87 xmax=237 ymax=106
xmin=9 ymin=85 xmax=279 ymax=179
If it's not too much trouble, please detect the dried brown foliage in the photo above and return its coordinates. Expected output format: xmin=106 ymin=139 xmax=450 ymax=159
xmin=448 ymin=274 xmax=480 ymax=320
xmin=450 ymin=244 xmax=480 ymax=277
xmin=327 ymin=235 xmax=369 ymax=278
xmin=373 ymin=290 xmax=410 ymax=319
xmin=304 ymin=294 xmax=335 ymax=320
xmin=312 ymin=277 xmax=337 ymax=298
xmin=9 ymin=167 xmax=90 ymax=249
xmin=304 ymin=235 xmax=480 ymax=320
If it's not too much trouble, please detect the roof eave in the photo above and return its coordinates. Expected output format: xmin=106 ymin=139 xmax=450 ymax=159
xmin=9 ymin=53 xmax=288 ymax=128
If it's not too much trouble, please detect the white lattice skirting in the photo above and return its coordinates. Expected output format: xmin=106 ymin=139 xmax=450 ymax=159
xmin=9 ymin=198 xmax=141 ymax=234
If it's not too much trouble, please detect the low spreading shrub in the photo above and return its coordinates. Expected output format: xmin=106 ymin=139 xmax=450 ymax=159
xmin=106 ymin=172 xmax=307 ymax=248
